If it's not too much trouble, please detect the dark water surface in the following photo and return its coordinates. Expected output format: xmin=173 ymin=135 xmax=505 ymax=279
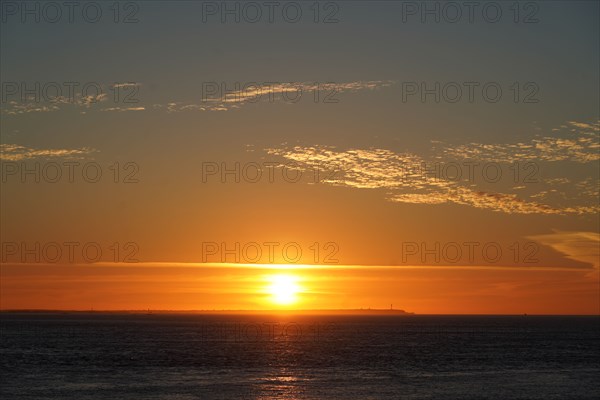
xmin=1 ymin=313 xmax=598 ymax=399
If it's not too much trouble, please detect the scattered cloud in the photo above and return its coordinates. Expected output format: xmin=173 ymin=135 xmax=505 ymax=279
xmin=1 ymin=102 xmax=60 ymax=114
xmin=391 ymin=188 xmax=566 ymax=214
xmin=265 ymin=121 xmax=599 ymax=215
xmin=267 ymin=145 xmax=584 ymax=214
xmin=442 ymin=121 xmax=600 ymax=163
xmin=1 ymin=93 xmax=110 ymax=115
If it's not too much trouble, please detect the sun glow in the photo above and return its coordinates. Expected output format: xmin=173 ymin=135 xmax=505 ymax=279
xmin=266 ymin=274 xmax=301 ymax=306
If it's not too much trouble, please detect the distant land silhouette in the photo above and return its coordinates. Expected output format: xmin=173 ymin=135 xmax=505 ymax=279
xmin=0 ymin=309 xmax=415 ymax=315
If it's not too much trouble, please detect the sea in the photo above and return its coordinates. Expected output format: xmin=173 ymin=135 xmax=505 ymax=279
xmin=1 ymin=313 xmax=599 ymax=399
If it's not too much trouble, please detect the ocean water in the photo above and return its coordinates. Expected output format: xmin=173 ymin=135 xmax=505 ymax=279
xmin=1 ymin=313 xmax=598 ymax=399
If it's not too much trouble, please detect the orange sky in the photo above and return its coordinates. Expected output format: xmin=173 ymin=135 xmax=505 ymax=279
xmin=1 ymin=263 xmax=598 ymax=314
xmin=1 ymin=2 xmax=598 ymax=316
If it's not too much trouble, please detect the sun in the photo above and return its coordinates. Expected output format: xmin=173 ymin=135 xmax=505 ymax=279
xmin=266 ymin=274 xmax=301 ymax=306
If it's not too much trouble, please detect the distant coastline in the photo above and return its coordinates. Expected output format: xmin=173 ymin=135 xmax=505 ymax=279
xmin=0 ymin=309 xmax=415 ymax=315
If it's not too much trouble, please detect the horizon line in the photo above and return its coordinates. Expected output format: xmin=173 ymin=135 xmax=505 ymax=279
xmin=2 ymin=309 xmax=599 ymax=316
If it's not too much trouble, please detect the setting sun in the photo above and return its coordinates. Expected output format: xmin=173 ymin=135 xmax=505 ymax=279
xmin=266 ymin=274 xmax=301 ymax=306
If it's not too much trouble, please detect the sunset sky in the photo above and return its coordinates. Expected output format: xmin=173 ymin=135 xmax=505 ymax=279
xmin=1 ymin=1 xmax=598 ymax=314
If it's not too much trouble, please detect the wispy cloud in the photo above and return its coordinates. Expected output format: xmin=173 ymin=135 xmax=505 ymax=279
xmin=153 ymin=103 xmax=230 ymax=113
xmin=528 ymin=231 xmax=600 ymax=269
xmin=111 ymin=83 xmax=140 ymax=89
xmin=100 ymin=106 xmax=145 ymax=112
xmin=0 ymin=144 xmax=96 ymax=161
xmin=160 ymin=80 xmax=393 ymax=112
xmin=1 ymin=81 xmax=391 ymax=115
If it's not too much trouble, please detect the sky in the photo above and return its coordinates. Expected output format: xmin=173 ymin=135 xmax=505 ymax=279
xmin=0 ymin=0 xmax=599 ymax=314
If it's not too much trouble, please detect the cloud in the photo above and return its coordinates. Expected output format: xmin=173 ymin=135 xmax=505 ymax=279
xmin=267 ymin=145 xmax=569 ymax=214
xmin=563 ymin=121 xmax=600 ymax=133
xmin=2 ymin=80 xmax=390 ymax=116
xmin=154 ymin=103 xmax=229 ymax=112
xmin=1 ymin=94 xmax=109 ymax=115
xmin=0 ymin=144 xmax=96 ymax=161
xmin=442 ymin=121 xmax=600 ymax=163
xmin=100 ymin=106 xmax=145 ymax=112
xmin=390 ymin=188 xmax=568 ymax=214
xmin=0 ymin=83 xmax=137 ymax=115
xmin=528 ymin=231 xmax=600 ymax=269
xmin=268 ymin=146 xmax=433 ymax=189
xmin=146 ymin=81 xmax=392 ymax=113
xmin=111 ymin=83 xmax=141 ymax=89
xmin=265 ymin=121 xmax=600 ymax=216
xmin=206 ymin=80 xmax=392 ymax=104
xmin=1 ymin=101 xmax=60 ymax=115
